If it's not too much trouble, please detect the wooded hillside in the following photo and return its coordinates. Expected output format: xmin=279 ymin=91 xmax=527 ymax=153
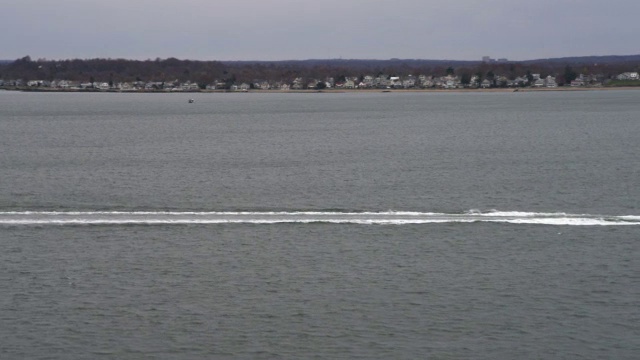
xmin=1 ymin=55 xmax=639 ymax=85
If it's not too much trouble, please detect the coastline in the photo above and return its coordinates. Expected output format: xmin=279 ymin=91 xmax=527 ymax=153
xmin=2 ymin=86 xmax=640 ymax=94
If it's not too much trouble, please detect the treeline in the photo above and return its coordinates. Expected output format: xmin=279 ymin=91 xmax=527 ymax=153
xmin=1 ymin=55 xmax=639 ymax=85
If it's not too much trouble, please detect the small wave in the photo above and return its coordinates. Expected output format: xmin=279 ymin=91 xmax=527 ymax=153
xmin=620 ymin=215 xmax=640 ymax=221
xmin=0 ymin=210 xmax=639 ymax=226
xmin=471 ymin=210 xmax=572 ymax=217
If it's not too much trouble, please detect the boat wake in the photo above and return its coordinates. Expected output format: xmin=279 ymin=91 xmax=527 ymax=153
xmin=1 ymin=210 xmax=639 ymax=226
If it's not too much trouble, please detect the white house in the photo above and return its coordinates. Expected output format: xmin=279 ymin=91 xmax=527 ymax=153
xmin=344 ymin=79 xmax=356 ymax=88
xmin=544 ymin=76 xmax=557 ymax=88
xmin=616 ymin=72 xmax=639 ymax=80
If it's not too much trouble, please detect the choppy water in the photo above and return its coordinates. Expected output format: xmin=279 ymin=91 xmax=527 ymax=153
xmin=1 ymin=90 xmax=639 ymax=359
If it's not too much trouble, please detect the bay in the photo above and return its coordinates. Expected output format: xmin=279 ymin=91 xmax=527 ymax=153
xmin=1 ymin=90 xmax=639 ymax=359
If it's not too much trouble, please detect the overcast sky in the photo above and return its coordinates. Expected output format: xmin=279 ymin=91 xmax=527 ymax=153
xmin=3 ymin=0 xmax=639 ymax=61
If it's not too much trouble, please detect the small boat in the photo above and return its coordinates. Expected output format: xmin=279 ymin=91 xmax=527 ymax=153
xmin=188 ymin=99 xmax=195 ymax=103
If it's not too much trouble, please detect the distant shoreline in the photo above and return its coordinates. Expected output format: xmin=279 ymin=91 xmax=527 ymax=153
xmin=2 ymin=86 xmax=640 ymax=94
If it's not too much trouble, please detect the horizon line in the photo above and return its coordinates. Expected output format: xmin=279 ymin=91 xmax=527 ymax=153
xmin=4 ymin=54 xmax=640 ymax=63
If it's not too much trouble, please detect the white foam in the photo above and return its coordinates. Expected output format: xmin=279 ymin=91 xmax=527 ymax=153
xmin=473 ymin=210 xmax=571 ymax=217
xmin=620 ymin=215 xmax=640 ymax=221
xmin=1 ymin=210 xmax=639 ymax=226
xmin=0 ymin=211 xmax=444 ymax=216
xmin=0 ymin=219 xmax=463 ymax=225
xmin=484 ymin=218 xmax=638 ymax=226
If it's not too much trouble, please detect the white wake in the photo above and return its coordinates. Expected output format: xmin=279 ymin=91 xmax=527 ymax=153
xmin=0 ymin=210 xmax=639 ymax=226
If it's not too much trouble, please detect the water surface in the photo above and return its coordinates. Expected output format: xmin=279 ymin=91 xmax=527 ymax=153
xmin=1 ymin=90 xmax=639 ymax=359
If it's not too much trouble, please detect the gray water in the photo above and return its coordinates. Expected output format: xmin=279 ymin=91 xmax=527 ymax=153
xmin=1 ymin=90 xmax=639 ymax=359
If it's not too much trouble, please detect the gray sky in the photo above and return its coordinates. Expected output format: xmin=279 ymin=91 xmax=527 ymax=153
xmin=3 ymin=0 xmax=639 ymax=61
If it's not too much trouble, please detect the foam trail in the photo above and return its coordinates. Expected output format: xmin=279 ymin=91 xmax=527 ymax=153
xmin=0 ymin=211 xmax=639 ymax=226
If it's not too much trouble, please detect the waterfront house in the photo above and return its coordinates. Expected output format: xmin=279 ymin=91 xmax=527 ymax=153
xmin=291 ymin=78 xmax=304 ymax=89
xmin=377 ymin=77 xmax=392 ymax=88
xmin=117 ymin=82 xmax=133 ymax=91
xmin=442 ymin=75 xmax=461 ymax=89
xmin=325 ymin=77 xmax=335 ymax=88
xmin=253 ymin=81 xmax=270 ymax=90
xmin=616 ymin=72 xmax=639 ymax=80
xmin=66 ymin=81 xmax=80 ymax=89
xmin=514 ymin=76 xmax=528 ymax=86
xmin=181 ymin=81 xmax=200 ymax=91
xmin=495 ymin=76 xmax=508 ymax=87
xmin=145 ymin=82 xmax=164 ymax=90
xmin=360 ymin=75 xmax=374 ymax=88
xmin=422 ymin=78 xmax=436 ymax=88
xmin=206 ymin=81 xmax=227 ymax=90
xmin=402 ymin=76 xmax=416 ymax=88
xmin=27 ymin=80 xmax=48 ymax=87
xmin=468 ymin=75 xmax=480 ymax=88
xmin=544 ymin=76 xmax=557 ymax=88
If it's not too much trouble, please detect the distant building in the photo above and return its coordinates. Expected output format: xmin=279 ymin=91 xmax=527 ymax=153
xmin=616 ymin=72 xmax=639 ymax=80
xmin=291 ymin=77 xmax=304 ymax=89
xmin=544 ymin=75 xmax=557 ymax=88
xmin=513 ymin=76 xmax=528 ymax=86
